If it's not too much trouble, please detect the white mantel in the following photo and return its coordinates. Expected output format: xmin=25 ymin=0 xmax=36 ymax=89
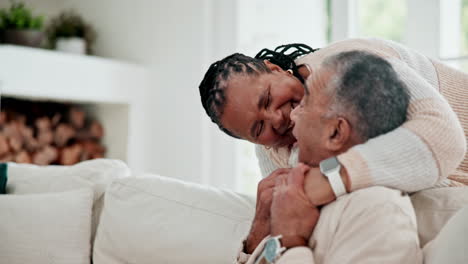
xmin=0 ymin=45 xmax=149 ymax=104
xmin=0 ymin=44 xmax=153 ymax=168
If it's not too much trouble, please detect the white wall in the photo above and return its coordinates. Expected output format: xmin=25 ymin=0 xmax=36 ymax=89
xmin=0 ymin=0 xmax=63 ymax=17
xmin=59 ymin=0 xmax=224 ymax=183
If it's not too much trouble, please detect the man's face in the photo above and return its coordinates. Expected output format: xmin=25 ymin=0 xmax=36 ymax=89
xmin=220 ymin=65 xmax=304 ymax=148
xmin=290 ymin=67 xmax=336 ymax=166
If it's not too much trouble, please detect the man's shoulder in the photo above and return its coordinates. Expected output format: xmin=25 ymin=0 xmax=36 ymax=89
xmin=324 ymin=186 xmax=414 ymax=220
xmin=344 ymin=186 xmax=410 ymax=206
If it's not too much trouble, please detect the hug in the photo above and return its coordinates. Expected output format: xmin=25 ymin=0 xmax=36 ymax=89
xmin=199 ymin=38 xmax=468 ymax=263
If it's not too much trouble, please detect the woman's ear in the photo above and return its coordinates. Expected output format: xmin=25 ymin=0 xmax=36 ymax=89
xmin=263 ymin=60 xmax=283 ymax=72
xmin=325 ymin=117 xmax=351 ymax=152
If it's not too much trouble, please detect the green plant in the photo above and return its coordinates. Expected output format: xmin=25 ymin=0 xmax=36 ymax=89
xmin=0 ymin=1 xmax=44 ymax=30
xmin=46 ymin=10 xmax=96 ymax=54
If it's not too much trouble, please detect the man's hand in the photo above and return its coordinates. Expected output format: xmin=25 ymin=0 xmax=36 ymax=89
xmin=270 ymin=164 xmax=320 ymax=248
xmin=244 ymin=168 xmax=291 ymax=254
xmin=303 ymin=166 xmax=350 ymax=206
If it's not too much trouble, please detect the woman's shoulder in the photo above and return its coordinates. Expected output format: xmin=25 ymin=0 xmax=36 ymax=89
xmin=296 ymin=38 xmax=401 ymax=67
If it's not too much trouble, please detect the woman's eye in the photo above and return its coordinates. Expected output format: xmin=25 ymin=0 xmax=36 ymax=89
xmin=265 ymin=90 xmax=271 ymax=108
xmin=257 ymin=121 xmax=264 ymax=138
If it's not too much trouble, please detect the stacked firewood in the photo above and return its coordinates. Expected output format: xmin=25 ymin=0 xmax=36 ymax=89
xmin=0 ymin=99 xmax=105 ymax=165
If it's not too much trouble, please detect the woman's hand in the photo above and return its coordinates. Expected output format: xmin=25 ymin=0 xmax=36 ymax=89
xmin=244 ymin=168 xmax=291 ymax=254
xmin=270 ymin=164 xmax=320 ymax=248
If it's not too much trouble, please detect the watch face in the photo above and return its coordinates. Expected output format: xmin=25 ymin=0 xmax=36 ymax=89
xmin=320 ymin=157 xmax=340 ymax=172
xmin=264 ymin=239 xmax=279 ymax=262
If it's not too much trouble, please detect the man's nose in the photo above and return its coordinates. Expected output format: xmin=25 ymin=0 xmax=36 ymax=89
xmin=290 ymin=106 xmax=298 ymax=123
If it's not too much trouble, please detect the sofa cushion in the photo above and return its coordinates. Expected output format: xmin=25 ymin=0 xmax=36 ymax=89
xmin=93 ymin=174 xmax=256 ymax=264
xmin=5 ymin=159 xmax=131 ymax=245
xmin=411 ymin=186 xmax=468 ymax=246
xmin=0 ymin=188 xmax=94 ymax=264
xmin=423 ymin=205 xmax=468 ymax=263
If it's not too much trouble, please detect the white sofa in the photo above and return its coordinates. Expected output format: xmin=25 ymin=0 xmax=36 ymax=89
xmin=1 ymin=159 xmax=467 ymax=264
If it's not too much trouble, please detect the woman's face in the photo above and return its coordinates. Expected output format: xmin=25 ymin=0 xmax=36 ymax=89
xmin=220 ymin=62 xmax=305 ymax=148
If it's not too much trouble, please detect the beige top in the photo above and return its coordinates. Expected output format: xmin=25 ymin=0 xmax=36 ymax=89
xmin=238 ymin=187 xmax=422 ymax=264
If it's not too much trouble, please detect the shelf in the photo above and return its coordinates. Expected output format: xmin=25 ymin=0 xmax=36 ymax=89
xmin=0 ymin=45 xmax=150 ymax=104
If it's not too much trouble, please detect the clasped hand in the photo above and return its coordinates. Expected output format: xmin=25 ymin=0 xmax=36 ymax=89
xmin=245 ymin=164 xmax=331 ymax=253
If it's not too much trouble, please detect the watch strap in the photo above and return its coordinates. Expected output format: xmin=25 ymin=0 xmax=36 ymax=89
xmin=254 ymin=236 xmax=285 ymax=264
xmin=327 ymin=169 xmax=347 ymax=197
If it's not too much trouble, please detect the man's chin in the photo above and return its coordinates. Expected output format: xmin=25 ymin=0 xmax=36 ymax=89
xmin=298 ymin=153 xmax=319 ymax=167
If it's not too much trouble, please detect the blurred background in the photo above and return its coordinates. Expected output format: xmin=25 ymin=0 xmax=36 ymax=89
xmin=0 ymin=0 xmax=466 ymax=195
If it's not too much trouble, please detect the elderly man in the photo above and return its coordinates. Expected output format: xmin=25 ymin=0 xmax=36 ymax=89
xmin=238 ymin=51 xmax=423 ymax=264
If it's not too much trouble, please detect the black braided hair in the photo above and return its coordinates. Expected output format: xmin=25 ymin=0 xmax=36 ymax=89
xmin=199 ymin=44 xmax=318 ymax=138
xmin=255 ymin=43 xmax=318 ymax=83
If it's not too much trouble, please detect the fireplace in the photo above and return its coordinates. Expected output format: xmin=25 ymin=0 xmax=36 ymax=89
xmin=0 ymin=96 xmax=107 ymax=165
xmin=0 ymin=45 xmax=151 ymax=170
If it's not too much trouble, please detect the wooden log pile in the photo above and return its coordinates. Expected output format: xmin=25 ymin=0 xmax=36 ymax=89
xmin=0 ymin=98 xmax=105 ymax=165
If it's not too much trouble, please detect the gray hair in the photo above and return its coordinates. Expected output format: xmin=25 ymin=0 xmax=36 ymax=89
xmin=322 ymin=50 xmax=410 ymax=140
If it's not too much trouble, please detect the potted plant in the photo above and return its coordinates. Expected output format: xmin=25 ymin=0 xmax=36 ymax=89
xmin=0 ymin=1 xmax=44 ymax=47
xmin=46 ymin=10 xmax=96 ymax=55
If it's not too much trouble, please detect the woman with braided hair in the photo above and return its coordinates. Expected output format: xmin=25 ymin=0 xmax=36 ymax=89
xmin=199 ymin=38 xmax=468 ymax=263
xmin=199 ymin=43 xmax=316 ymax=144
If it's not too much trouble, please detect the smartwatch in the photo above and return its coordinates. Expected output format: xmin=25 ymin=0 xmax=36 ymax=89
xmin=254 ymin=236 xmax=285 ymax=264
xmin=319 ymin=156 xmax=347 ymax=197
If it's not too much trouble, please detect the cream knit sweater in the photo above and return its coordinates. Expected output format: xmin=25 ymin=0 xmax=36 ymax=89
xmin=256 ymin=38 xmax=468 ymax=192
xmin=238 ymin=187 xmax=422 ymax=264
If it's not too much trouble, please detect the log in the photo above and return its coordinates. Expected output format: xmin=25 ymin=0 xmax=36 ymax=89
xmin=20 ymin=125 xmax=34 ymax=140
xmin=51 ymin=113 xmax=62 ymax=127
xmin=0 ymin=134 xmax=10 ymax=156
xmin=37 ymin=130 xmax=53 ymax=147
xmin=0 ymin=153 xmax=13 ymax=162
xmin=35 ymin=117 xmax=52 ymax=132
xmin=59 ymin=144 xmax=82 ymax=165
xmin=90 ymin=121 xmax=104 ymax=139
xmin=91 ymin=152 xmax=104 ymax=159
xmin=75 ymin=121 xmax=104 ymax=141
xmin=54 ymin=123 xmax=76 ymax=147
xmin=69 ymin=108 xmax=86 ymax=129
xmin=24 ymin=137 xmax=40 ymax=153
xmin=15 ymin=151 xmax=31 ymax=163
xmin=3 ymin=121 xmax=20 ymax=138
xmin=33 ymin=145 xmax=58 ymax=165
xmin=16 ymin=114 xmax=26 ymax=125
xmin=0 ymin=111 xmax=6 ymax=126
xmin=8 ymin=136 xmax=23 ymax=152
xmin=80 ymin=140 xmax=106 ymax=161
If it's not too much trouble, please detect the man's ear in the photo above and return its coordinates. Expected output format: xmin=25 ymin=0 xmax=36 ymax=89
xmin=325 ymin=117 xmax=351 ymax=152
xmin=263 ymin=60 xmax=283 ymax=72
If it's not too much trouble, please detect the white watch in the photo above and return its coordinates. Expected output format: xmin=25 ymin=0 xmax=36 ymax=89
xmin=319 ymin=157 xmax=347 ymax=197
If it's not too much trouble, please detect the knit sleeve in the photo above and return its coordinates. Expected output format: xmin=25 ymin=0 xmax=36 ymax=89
xmin=255 ymin=145 xmax=279 ymax=178
xmin=338 ymin=59 xmax=466 ymax=192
